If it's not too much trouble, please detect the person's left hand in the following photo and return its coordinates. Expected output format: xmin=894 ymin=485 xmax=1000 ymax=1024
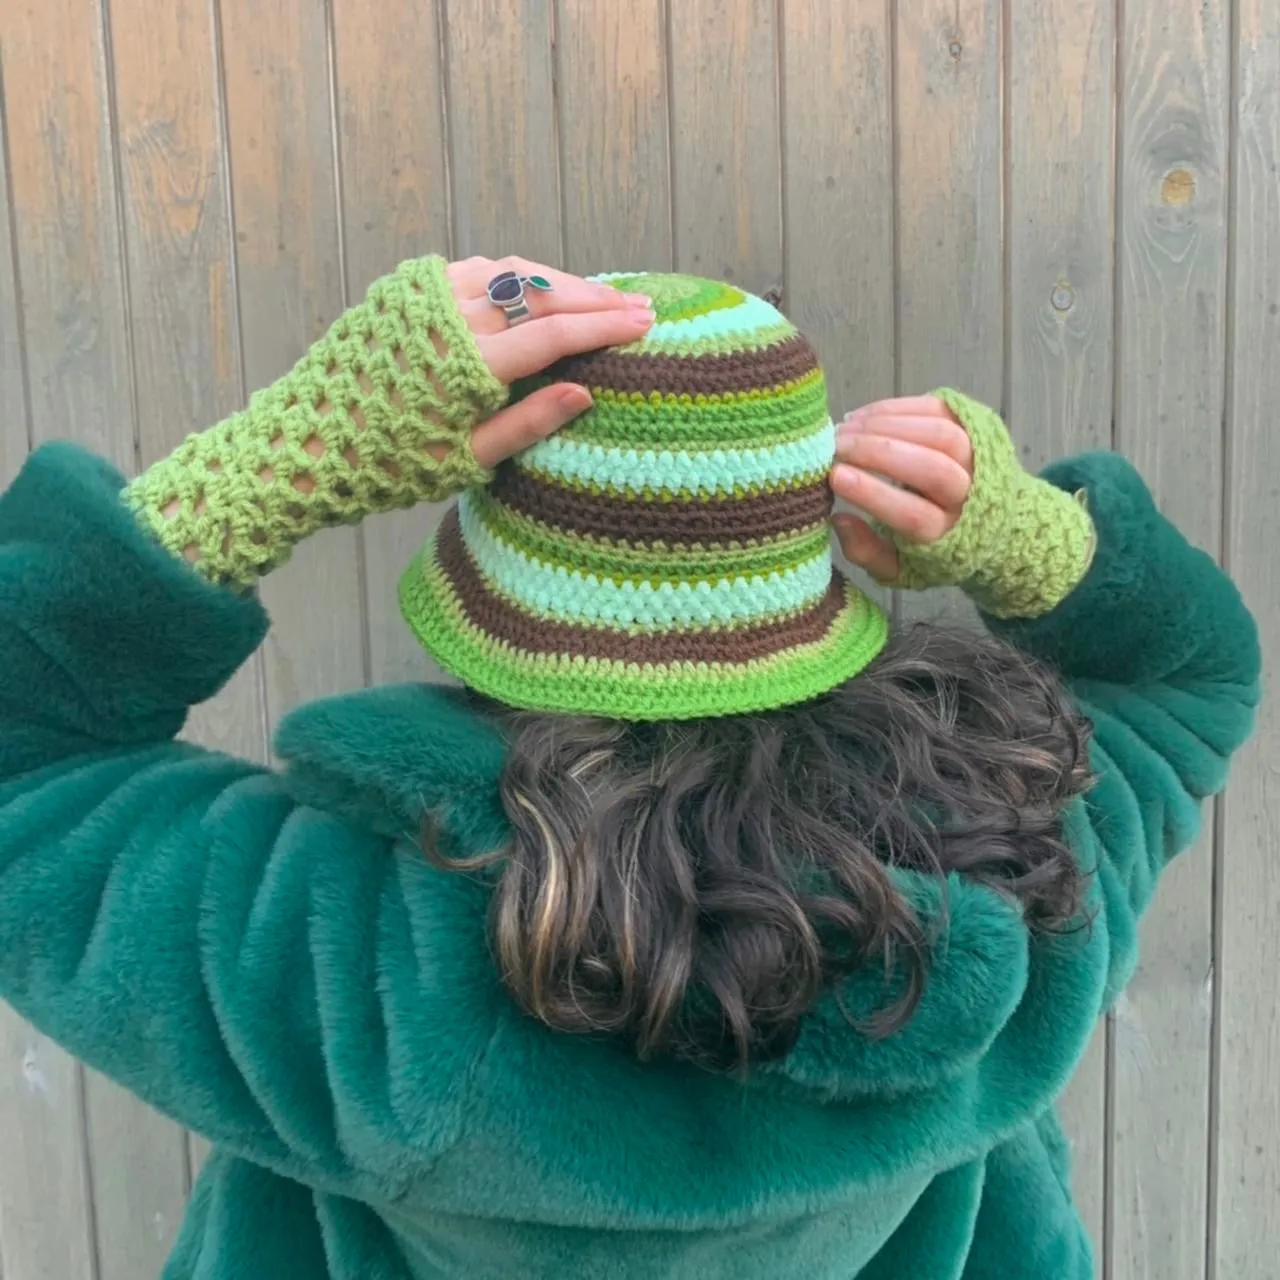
xmin=444 ymin=255 xmax=655 ymax=467
xmin=829 ymin=395 xmax=974 ymax=582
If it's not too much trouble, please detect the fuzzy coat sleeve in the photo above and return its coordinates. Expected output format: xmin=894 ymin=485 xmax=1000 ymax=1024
xmin=984 ymin=451 xmax=1261 ymax=999
xmin=0 ymin=443 xmax=458 ymax=1201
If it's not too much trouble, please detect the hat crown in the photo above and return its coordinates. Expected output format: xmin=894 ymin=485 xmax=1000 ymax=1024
xmin=401 ymin=272 xmax=888 ymax=720
xmin=506 ymin=272 xmax=833 ymax=545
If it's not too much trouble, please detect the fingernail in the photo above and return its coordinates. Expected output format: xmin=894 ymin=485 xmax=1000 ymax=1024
xmin=624 ymin=293 xmax=652 ymax=307
xmin=556 ymin=385 xmax=593 ymax=416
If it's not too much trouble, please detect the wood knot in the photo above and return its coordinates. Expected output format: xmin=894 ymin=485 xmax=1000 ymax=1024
xmin=1160 ymin=168 xmax=1196 ymax=206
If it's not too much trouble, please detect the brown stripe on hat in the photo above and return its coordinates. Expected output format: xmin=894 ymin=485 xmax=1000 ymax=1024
xmin=433 ymin=508 xmax=847 ymax=664
xmin=489 ymin=464 xmax=834 ymax=544
xmin=400 ymin=271 xmax=893 ymax=721
xmin=547 ymin=333 xmax=820 ymax=399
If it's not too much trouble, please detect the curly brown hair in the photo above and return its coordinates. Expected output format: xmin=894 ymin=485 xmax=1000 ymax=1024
xmin=426 ymin=622 xmax=1093 ymax=1072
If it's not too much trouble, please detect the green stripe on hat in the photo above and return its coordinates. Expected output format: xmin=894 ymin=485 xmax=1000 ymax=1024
xmin=557 ymin=373 xmax=829 ymax=449
xmin=401 ymin=546 xmax=889 ymax=721
xmin=400 ymin=271 xmax=889 ymax=721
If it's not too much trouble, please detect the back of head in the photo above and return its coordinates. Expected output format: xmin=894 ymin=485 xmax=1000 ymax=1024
xmin=401 ymin=274 xmax=1090 ymax=1071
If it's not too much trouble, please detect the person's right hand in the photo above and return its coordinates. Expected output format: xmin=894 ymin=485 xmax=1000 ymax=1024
xmin=829 ymin=395 xmax=974 ymax=583
xmin=444 ymin=255 xmax=655 ymax=467
xmin=173 ymin=256 xmax=656 ymax=516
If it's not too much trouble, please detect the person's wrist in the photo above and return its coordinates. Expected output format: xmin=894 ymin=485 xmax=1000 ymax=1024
xmin=965 ymin=476 xmax=1096 ymax=619
xmin=126 ymin=255 xmax=505 ymax=585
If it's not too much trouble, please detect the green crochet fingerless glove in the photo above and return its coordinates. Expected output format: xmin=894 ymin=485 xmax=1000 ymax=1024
xmin=887 ymin=389 xmax=1096 ymax=619
xmin=127 ymin=256 xmax=507 ymax=586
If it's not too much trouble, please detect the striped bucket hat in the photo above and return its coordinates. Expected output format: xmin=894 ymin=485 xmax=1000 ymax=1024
xmin=399 ymin=272 xmax=888 ymax=721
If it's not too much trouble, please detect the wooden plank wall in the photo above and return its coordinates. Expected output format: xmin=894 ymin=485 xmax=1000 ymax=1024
xmin=0 ymin=1 xmax=1274 ymax=1275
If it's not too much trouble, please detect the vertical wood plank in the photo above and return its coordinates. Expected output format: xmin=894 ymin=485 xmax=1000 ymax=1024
xmin=1216 ymin=0 xmax=1280 ymax=1271
xmin=1111 ymin=4 xmax=1229 ymax=1277
xmin=0 ymin=0 xmax=134 ymax=463
xmin=331 ymin=0 xmax=453 ymax=686
xmin=0 ymin=131 xmax=23 ymax=1263
xmin=0 ymin=131 xmax=28 ymax=1260
xmin=894 ymin=1 xmax=1002 ymax=405
xmin=444 ymin=0 xmax=560 ymax=263
xmin=556 ymin=0 xmax=671 ymax=275
xmin=0 ymin=65 xmax=29 ymax=488
xmin=1007 ymin=2 xmax=1114 ymax=461
xmin=782 ymin=0 xmax=894 ymax=413
xmin=1006 ymin=0 xmax=1115 ymax=1261
xmin=667 ymin=0 xmax=781 ymax=292
xmin=892 ymin=0 xmax=1001 ymax=627
xmin=82 ymin=1059 xmax=188 ymax=1280
xmin=0 ymin=2 xmax=135 ymax=1275
xmin=218 ymin=0 xmax=364 ymax=723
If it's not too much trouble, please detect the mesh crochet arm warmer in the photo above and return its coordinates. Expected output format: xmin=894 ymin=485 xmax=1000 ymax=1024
xmin=127 ymin=256 xmax=507 ymax=587
xmin=884 ymin=389 xmax=1096 ymax=619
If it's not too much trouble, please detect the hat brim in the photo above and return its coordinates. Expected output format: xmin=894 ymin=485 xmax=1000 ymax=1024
xmin=399 ymin=534 xmax=889 ymax=722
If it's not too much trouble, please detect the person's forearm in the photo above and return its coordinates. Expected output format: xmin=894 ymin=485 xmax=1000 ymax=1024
xmin=127 ymin=256 xmax=507 ymax=588
xmin=983 ymin=450 xmax=1260 ymax=692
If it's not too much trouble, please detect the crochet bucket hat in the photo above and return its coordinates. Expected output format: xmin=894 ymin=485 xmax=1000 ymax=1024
xmin=398 ymin=273 xmax=889 ymax=721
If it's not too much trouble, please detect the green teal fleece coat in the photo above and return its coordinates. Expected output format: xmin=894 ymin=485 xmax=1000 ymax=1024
xmin=0 ymin=443 xmax=1260 ymax=1278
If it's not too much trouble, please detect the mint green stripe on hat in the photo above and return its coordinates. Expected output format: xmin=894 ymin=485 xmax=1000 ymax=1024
xmin=402 ymin=547 xmax=890 ymax=722
xmin=519 ymin=422 xmax=836 ymax=496
xmin=401 ymin=270 xmax=892 ymax=721
xmin=457 ymin=494 xmax=832 ymax=631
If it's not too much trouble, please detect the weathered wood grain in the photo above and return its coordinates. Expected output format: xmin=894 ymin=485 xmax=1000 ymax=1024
xmin=1111 ymin=4 xmax=1230 ymax=1276
xmin=444 ymin=0 xmax=561 ymax=263
xmin=1216 ymin=1 xmax=1280 ymax=1272
xmin=894 ymin=1 xmax=1002 ymax=406
xmin=0 ymin=0 xmax=134 ymax=463
xmin=0 ymin=54 xmax=44 ymax=1280
xmin=781 ymin=0 xmax=894 ymax=413
xmin=0 ymin=1029 xmax=96 ymax=1280
xmin=667 ymin=0 xmax=781 ymax=293
xmin=556 ymin=0 xmax=672 ymax=275
xmin=0 ymin=68 xmax=28 ymax=488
